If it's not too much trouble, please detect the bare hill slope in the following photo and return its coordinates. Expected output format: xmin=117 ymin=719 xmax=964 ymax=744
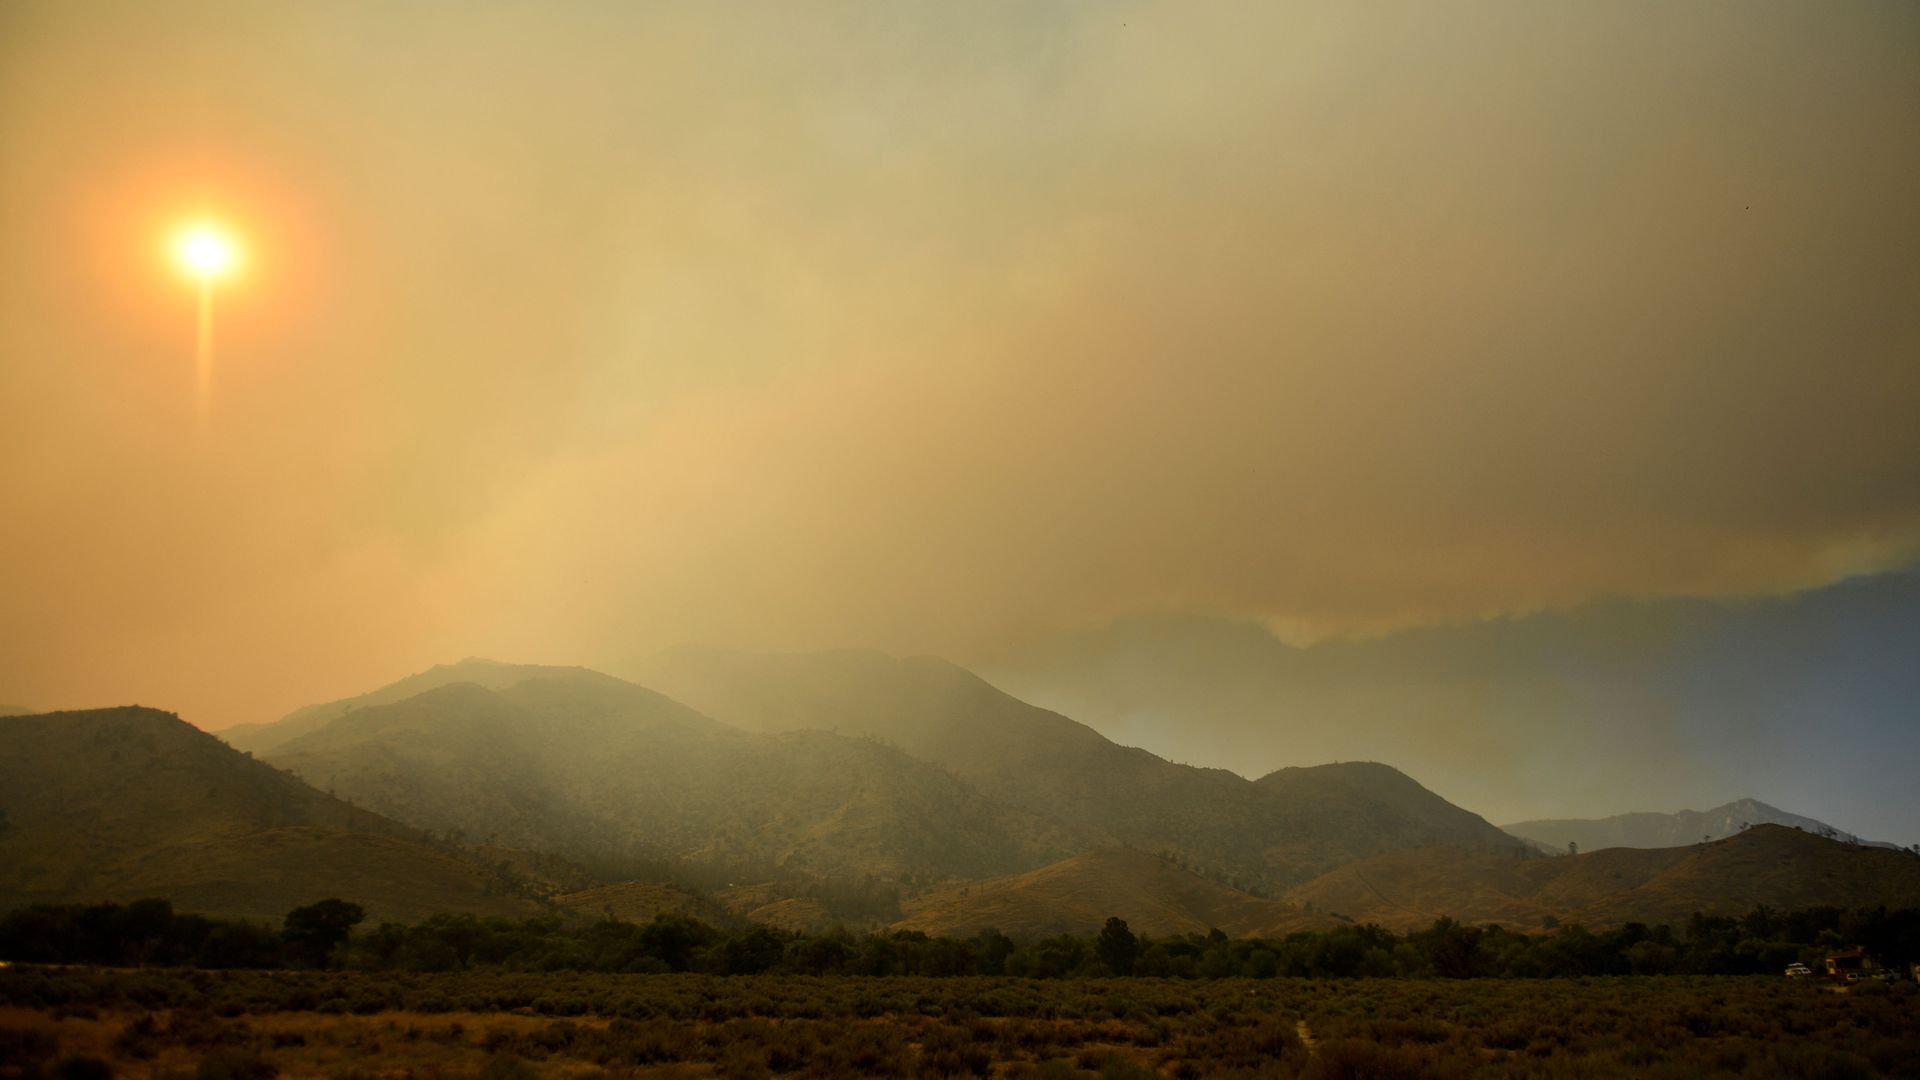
xmin=0 ymin=707 xmax=542 ymax=922
xmin=1283 ymin=825 xmax=1920 ymax=931
xmin=896 ymin=848 xmax=1334 ymax=940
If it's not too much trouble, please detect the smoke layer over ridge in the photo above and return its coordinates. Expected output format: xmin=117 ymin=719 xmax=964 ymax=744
xmin=1 ymin=1 xmax=1916 ymax=742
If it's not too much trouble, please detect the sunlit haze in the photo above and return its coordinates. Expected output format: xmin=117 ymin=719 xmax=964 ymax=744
xmin=1 ymin=1 xmax=1916 ymax=840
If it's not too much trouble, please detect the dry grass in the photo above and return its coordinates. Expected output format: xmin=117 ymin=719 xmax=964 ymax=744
xmin=3 ymin=972 xmax=1916 ymax=1078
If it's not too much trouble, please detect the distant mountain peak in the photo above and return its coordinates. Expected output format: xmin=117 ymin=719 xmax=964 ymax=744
xmin=1502 ymin=798 xmax=1889 ymax=852
xmin=219 ymin=659 xmax=635 ymax=756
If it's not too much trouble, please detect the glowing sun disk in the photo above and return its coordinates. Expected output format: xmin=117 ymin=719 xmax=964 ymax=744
xmin=174 ymin=223 xmax=242 ymax=282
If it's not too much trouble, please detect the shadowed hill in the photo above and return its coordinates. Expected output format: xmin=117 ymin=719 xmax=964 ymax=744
xmin=1503 ymin=798 xmax=1892 ymax=852
xmin=265 ymin=673 xmax=1084 ymax=884
xmin=1254 ymin=762 xmax=1519 ymax=870
xmin=629 ymin=647 xmax=1519 ymax=888
xmin=0 ymin=707 xmax=543 ymax=923
xmin=1282 ymin=824 xmax=1920 ymax=931
xmin=220 ymin=658 xmax=625 ymax=756
xmin=1576 ymin=824 xmax=1920 ymax=924
xmin=895 ymin=849 xmax=1335 ymax=940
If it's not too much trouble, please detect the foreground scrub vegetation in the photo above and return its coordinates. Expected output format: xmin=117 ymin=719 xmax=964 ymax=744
xmin=2 ymin=970 xmax=1916 ymax=1079
xmin=5 ymin=900 xmax=1917 ymax=980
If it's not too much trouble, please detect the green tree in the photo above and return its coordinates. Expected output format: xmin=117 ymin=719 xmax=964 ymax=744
xmin=637 ymin=913 xmax=714 ymax=972
xmin=282 ymin=899 xmax=365 ymax=967
xmin=1422 ymin=916 xmax=1485 ymax=979
xmin=721 ymin=925 xmax=789 ymax=974
xmin=1095 ymin=916 xmax=1139 ymax=975
xmin=972 ymin=928 xmax=1015 ymax=975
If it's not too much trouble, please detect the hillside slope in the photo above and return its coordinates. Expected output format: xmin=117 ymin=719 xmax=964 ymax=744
xmin=897 ymin=849 xmax=1334 ymax=940
xmin=1282 ymin=825 xmax=1920 ymax=931
xmin=552 ymin=881 xmax=730 ymax=927
xmin=266 ymin=674 xmax=1083 ymax=885
xmin=1254 ymin=762 xmax=1519 ymax=870
xmin=630 ymin=647 xmax=1519 ymax=888
xmin=0 ymin=708 xmax=542 ymax=922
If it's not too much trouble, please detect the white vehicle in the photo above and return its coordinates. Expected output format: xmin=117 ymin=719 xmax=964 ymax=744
xmin=1784 ymin=962 xmax=1813 ymax=978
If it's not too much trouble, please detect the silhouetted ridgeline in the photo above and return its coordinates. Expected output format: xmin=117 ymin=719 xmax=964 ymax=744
xmin=3 ymin=899 xmax=1915 ymax=980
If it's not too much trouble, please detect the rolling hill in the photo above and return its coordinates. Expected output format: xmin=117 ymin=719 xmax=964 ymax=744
xmin=0 ymin=707 xmax=543 ymax=923
xmin=263 ymin=672 xmax=1085 ymax=885
xmin=1281 ymin=824 xmax=1920 ymax=931
xmin=1253 ymin=762 xmax=1529 ymax=872
xmin=1503 ymin=798 xmax=1891 ymax=852
xmin=628 ymin=647 xmax=1520 ymax=888
xmin=896 ymin=849 xmax=1334 ymax=940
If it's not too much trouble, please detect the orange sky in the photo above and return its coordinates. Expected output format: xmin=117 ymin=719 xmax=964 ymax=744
xmin=1 ymin=1 xmax=1917 ymax=731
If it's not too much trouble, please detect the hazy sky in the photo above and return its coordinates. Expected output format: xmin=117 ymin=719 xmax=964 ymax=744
xmin=3 ymin=1 xmax=1917 ymax=807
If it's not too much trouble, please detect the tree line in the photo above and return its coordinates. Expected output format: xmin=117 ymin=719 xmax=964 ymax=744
xmin=2 ymin=899 xmax=1915 ymax=980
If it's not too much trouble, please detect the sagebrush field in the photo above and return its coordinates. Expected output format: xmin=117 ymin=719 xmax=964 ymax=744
xmin=4 ymin=969 xmax=1915 ymax=1079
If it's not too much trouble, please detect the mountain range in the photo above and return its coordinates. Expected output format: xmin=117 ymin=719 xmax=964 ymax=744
xmin=980 ymin=570 xmax=1920 ymax=844
xmin=263 ymin=671 xmax=1080 ymax=885
xmin=629 ymin=647 xmax=1521 ymax=891
xmin=1503 ymin=798 xmax=1893 ymax=854
xmin=2 ymin=650 xmax=1914 ymax=938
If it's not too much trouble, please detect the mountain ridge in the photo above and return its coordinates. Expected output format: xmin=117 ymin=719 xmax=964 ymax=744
xmin=979 ymin=571 xmax=1920 ymax=844
xmin=629 ymin=647 xmax=1522 ymax=890
xmin=1503 ymin=798 xmax=1895 ymax=852
xmin=0 ymin=706 xmax=545 ymax=923
xmin=262 ymin=672 xmax=1088 ymax=886
xmin=221 ymin=658 xmax=623 ymax=756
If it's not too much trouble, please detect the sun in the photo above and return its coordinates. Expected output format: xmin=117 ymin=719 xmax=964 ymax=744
xmin=173 ymin=222 xmax=243 ymax=282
